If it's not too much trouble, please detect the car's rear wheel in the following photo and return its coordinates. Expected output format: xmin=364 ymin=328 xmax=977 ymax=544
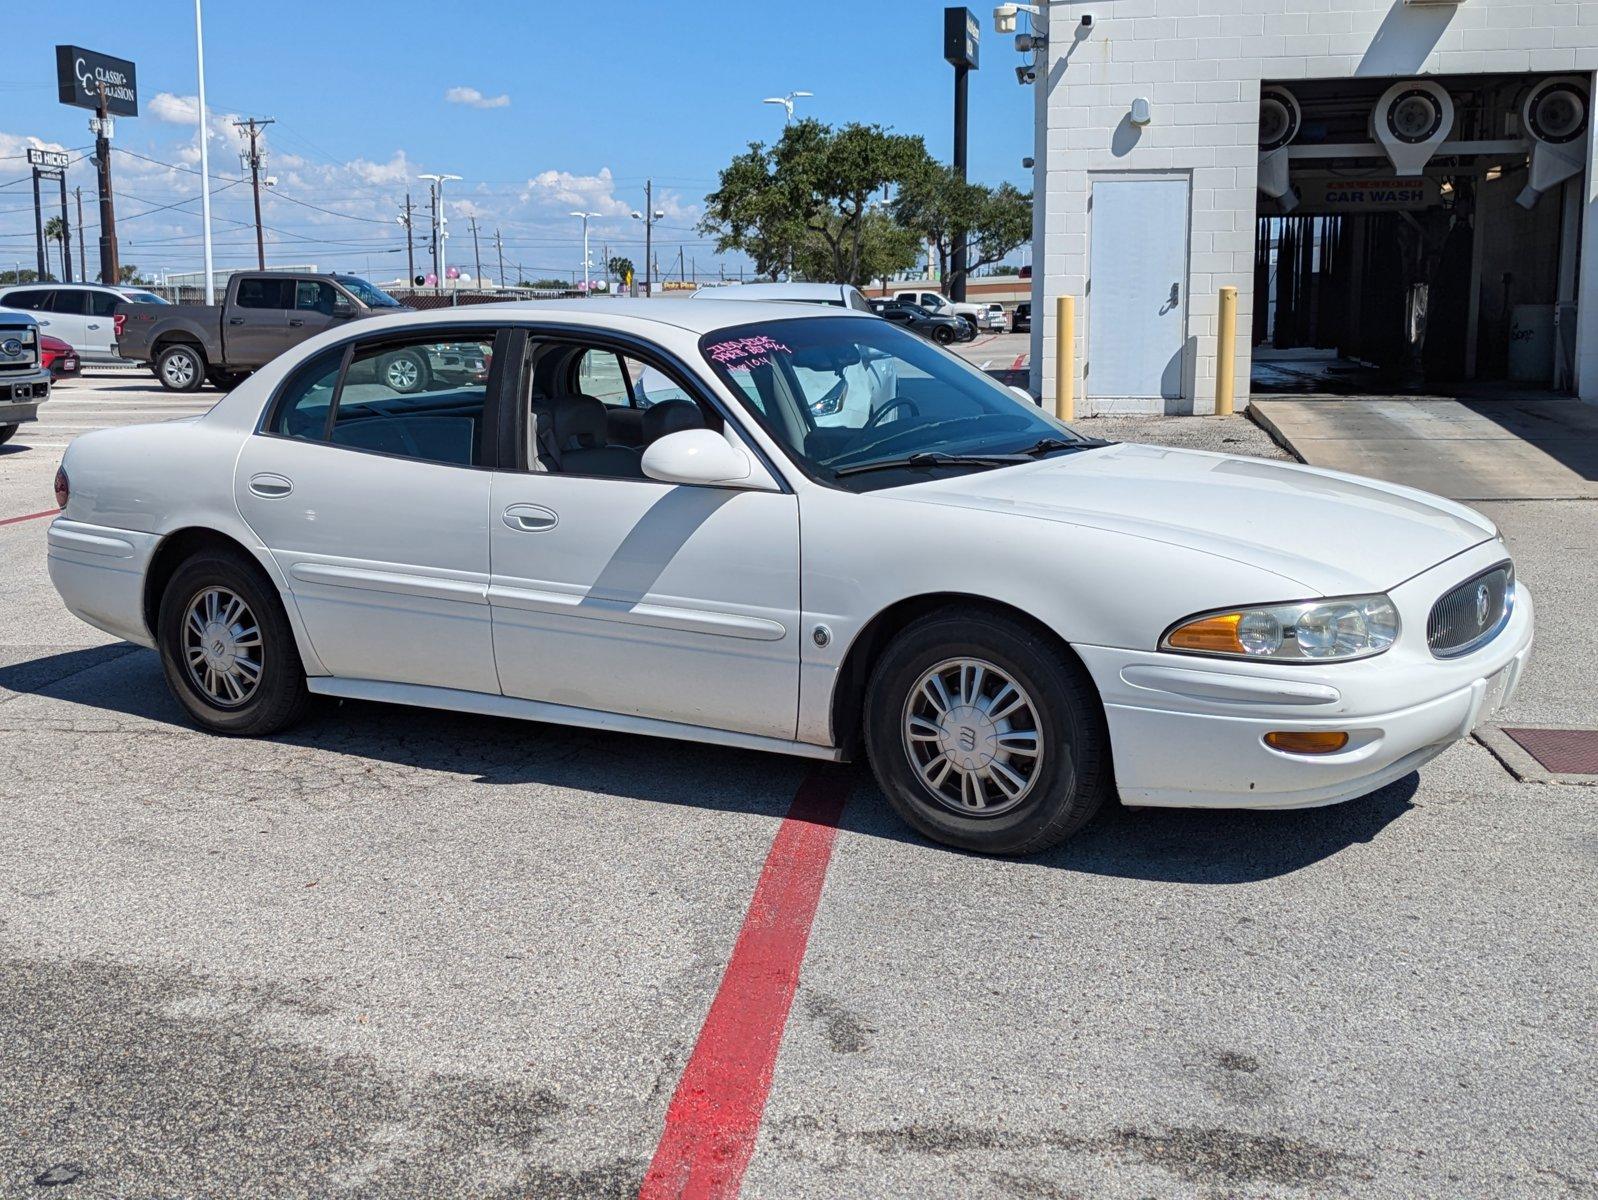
xmin=156 ymin=343 xmax=206 ymax=392
xmin=157 ymin=550 xmax=309 ymax=736
xmin=863 ymin=609 xmax=1112 ymax=855
xmin=205 ymin=367 xmax=250 ymax=390
xmin=379 ymin=349 xmax=430 ymax=394
xmin=0 ymin=424 xmax=17 ymax=445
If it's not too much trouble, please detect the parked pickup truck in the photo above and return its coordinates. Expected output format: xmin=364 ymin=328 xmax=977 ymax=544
xmin=892 ymin=289 xmax=986 ymax=338
xmin=115 ymin=272 xmax=410 ymax=392
xmin=0 ymin=307 xmax=53 ymax=445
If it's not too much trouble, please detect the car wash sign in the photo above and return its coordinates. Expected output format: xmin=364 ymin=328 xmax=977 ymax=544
xmin=55 ymin=46 xmax=139 ymax=117
xmin=1297 ymin=176 xmax=1439 ymax=213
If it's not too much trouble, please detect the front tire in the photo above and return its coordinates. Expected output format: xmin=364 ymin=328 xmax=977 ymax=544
xmin=379 ymin=349 xmax=431 ymax=394
xmin=863 ymin=610 xmax=1112 ymax=855
xmin=157 ymin=550 xmax=310 ymax=736
xmin=932 ymin=325 xmax=955 ymax=345
xmin=156 ymin=343 xmax=206 ymax=392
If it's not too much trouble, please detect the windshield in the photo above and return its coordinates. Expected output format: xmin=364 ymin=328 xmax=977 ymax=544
xmin=122 ymin=290 xmax=167 ymax=305
xmin=333 ymin=276 xmax=403 ymax=308
xmin=699 ymin=316 xmax=1093 ymax=491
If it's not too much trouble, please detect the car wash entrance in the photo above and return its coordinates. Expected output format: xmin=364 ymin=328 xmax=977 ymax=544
xmin=1252 ymin=72 xmax=1589 ymax=396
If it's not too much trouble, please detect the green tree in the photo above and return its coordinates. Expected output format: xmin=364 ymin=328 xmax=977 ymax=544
xmin=117 ymin=265 xmax=147 ymax=285
xmin=607 ymin=255 xmax=634 ymax=286
xmin=893 ymin=165 xmax=1032 ymax=297
xmin=702 ymin=118 xmax=928 ymax=286
xmin=43 ymin=216 xmax=66 ymax=280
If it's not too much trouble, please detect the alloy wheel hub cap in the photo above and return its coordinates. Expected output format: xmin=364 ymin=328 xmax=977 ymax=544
xmin=936 ymin=704 xmax=1000 ymax=773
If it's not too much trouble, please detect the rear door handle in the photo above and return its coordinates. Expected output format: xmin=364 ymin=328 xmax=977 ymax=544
xmin=288 ymin=318 xmax=304 ymax=327
xmin=87 ymin=323 xmax=100 ymax=330
xmin=503 ymin=504 xmax=558 ymax=532
xmin=228 ymin=317 xmax=246 ymax=325
xmin=248 ymin=473 xmax=293 ymax=498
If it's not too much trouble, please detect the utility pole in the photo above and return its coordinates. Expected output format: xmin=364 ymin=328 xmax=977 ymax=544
xmin=494 ymin=227 xmax=504 ymax=290
xmin=31 ymin=167 xmax=46 ymax=279
xmin=82 ymin=83 xmax=123 ymax=285
xmin=417 ymin=172 xmax=461 ymax=289
xmin=75 ymin=186 xmax=86 ymax=281
xmin=234 ymin=116 xmax=274 ymax=270
xmin=631 ymin=179 xmax=662 ymax=297
xmin=469 ymin=215 xmax=481 ymax=282
xmin=400 ymin=192 xmax=415 ymax=283
xmin=678 ymin=245 xmax=685 ymax=283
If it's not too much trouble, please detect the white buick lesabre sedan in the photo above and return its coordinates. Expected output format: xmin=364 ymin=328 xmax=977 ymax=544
xmin=47 ymin=300 xmax=1533 ymax=854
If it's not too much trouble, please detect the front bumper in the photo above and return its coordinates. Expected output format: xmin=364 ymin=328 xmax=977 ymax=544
xmin=1076 ymin=542 xmax=1535 ymax=810
xmin=0 ymin=368 xmax=51 ymax=424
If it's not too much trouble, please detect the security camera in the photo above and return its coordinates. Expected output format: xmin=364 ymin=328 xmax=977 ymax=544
xmin=1015 ymin=32 xmax=1045 ymax=53
xmin=1080 ymin=13 xmax=1093 ymax=28
xmin=994 ymin=4 xmax=1019 ymax=33
xmin=1022 ymin=156 xmax=1035 ymax=169
xmin=1016 ymin=64 xmax=1037 ymax=85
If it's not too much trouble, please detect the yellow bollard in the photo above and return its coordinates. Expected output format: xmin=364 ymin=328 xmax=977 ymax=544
xmin=1055 ymin=294 xmax=1075 ymax=422
xmin=1215 ymin=286 xmax=1238 ymax=417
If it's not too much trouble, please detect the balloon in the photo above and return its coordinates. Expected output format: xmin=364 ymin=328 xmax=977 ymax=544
xmin=425 ymin=273 xmax=437 ymax=285
xmin=446 ymin=266 xmax=460 ymax=279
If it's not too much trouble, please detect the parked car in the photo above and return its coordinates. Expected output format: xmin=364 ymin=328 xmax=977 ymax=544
xmin=114 ymin=272 xmax=409 ymax=392
xmin=878 ymin=301 xmax=966 ymax=344
xmin=893 ymin=289 xmax=985 ymax=337
xmin=691 ymin=281 xmax=876 ymax=311
xmin=39 ymin=333 xmax=81 ymax=381
xmin=48 ymin=301 xmax=1535 ymax=855
xmin=0 ymin=282 xmax=167 ymax=363
xmin=978 ymin=303 xmax=1008 ymax=332
xmin=0 ymin=306 xmax=52 ymax=445
xmin=1012 ymin=301 xmax=1031 ymax=333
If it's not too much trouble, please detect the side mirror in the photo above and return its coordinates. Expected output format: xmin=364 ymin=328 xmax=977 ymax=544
xmin=332 ymin=298 xmax=355 ymax=318
xmin=642 ymin=428 xmax=754 ymax=487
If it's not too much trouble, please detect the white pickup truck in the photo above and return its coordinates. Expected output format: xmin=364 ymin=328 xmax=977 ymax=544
xmin=892 ymin=289 xmax=995 ymax=335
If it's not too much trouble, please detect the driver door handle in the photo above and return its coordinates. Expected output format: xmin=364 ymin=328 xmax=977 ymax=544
xmin=503 ymin=504 xmax=558 ymax=533
xmin=228 ymin=317 xmax=246 ymax=325
xmin=289 ymin=318 xmax=305 ymax=327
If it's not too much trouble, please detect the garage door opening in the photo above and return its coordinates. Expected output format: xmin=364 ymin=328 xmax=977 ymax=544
xmin=1252 ymin=72 xmax=1588 ymax=398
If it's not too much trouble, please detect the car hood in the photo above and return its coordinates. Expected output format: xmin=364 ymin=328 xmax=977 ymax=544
xmin=891 ymin=442 xmax=1496 ymax=595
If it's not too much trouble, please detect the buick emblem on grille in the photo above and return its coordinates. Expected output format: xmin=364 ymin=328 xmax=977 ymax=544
xmin=0 ymin=338 xmax=20 ymax=357
xmin=1476 ymin=583 xmax=1491 ymax=626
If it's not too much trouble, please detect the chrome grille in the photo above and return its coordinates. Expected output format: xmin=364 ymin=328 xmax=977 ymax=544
xmin=1428 ymin=562 xmax=1513 ymax=658
xmin=0 ymin=325 xmax=38 ymax=372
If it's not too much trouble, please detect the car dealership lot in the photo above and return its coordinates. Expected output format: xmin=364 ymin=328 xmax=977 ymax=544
xmin=1 ymin=375 xmax=1594 ymax=1197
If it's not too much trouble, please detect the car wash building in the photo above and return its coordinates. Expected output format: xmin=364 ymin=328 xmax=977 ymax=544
xmin=1015 ymin=0 xmax=1598 ymax=410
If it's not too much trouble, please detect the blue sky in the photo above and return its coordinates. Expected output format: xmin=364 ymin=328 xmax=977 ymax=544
xmin=0 ymin=1 xmax=1032 ymax=284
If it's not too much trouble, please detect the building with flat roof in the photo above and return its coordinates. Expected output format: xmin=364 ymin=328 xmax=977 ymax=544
xmin=1011 ymin=0 xmax=1598 ymax=409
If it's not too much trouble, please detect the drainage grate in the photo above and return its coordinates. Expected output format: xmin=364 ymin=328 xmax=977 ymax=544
xmin=1501 ymin=727 xmax=1598 ymax=775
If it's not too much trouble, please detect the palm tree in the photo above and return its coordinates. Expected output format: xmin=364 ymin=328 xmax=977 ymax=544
xmin=43 ymin=216 xmax=66 ymax=281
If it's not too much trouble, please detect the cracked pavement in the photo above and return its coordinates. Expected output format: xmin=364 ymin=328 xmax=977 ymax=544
xmin=0 ymin=378 xmax=1593 ymax=1197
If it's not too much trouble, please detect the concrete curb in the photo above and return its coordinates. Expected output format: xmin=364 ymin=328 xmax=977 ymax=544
xmin=1474 ymin=724 xmax=1598 ymax=787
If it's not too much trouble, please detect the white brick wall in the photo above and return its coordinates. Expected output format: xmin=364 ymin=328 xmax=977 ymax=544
xmin=1026 ymin=0 xmax=1598 ymax=412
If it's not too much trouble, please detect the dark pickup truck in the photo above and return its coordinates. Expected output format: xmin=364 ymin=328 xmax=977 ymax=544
xmin=115 ymin=271 xmax=410 ymax=391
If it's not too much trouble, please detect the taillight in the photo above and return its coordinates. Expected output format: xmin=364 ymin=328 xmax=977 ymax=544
xmin=54 ymin=466 xmax=69 ymax=508
xmin=113 ymin=313 xmax=126 ymax=339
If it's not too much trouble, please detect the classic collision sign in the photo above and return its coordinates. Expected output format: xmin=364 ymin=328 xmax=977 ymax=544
xmin=55 ymin=45 xmax=139 ymax=117
xmin=1297 ymin=177 xmax=1439 ymax=212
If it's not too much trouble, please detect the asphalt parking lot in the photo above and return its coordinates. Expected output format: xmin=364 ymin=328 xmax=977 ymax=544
xmin=1 ymin=373 xmax=1594 ymax=1198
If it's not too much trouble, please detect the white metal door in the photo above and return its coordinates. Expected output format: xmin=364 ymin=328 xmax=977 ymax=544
xmin=1088 ymin=177 xmax=1190 ymax=399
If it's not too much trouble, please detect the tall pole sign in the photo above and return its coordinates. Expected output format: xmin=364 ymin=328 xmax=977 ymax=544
xmin=943 ymin=7 xmax=979 ymax=302
xmin=55 ymin=46 xmax=137 ymax=286
xmin=27 ymin=149 xmax=73 ymax=282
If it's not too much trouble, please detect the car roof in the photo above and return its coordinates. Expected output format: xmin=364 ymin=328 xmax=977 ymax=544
xmin=0 ymin=281 xmax=126 ymax=293
xmin=346 ymin=297 xmax=872 ymax=336
xmin=690 ymin=282 xmax=847 ymax=301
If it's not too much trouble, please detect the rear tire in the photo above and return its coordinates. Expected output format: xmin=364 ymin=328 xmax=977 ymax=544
xmin=206 ymin=367 xmax=249 ymax=390
xmin=156 ymin=343 xmax=206 ymax=392
xmin=379 ymin=349 xmax=430 ymax=394
xmin=0 ymin=424 xmax=16 ymax=445
xmin=157 ymin=549 xmax=310 ymax=736
xmin=863 ymin=609 xmax=1112 ymax=855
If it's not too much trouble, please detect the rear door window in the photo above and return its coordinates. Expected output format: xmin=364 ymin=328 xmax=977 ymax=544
xmin=236 ymin=278 xmax=292 ymax=309
xmin=48 ymin=291 xmax=88 ymax=315
xmin=88 ymin=291 xmax=120 ymax=317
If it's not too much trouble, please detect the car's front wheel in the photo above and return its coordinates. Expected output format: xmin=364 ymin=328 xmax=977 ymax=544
xmin=0 ymin=423 xmax=17 ymax=445
xmin=157 ymin=549 xmax=310 ymax=736
xmin=932 ymin=325 xmax=955 ymax=345
xmin=863 ymin=609 xmax=1111 ymax=855
xmin=379 ymin=349 xmax=431 ymax=394
xmin=156 ymin=343 xmax=206 ymax=392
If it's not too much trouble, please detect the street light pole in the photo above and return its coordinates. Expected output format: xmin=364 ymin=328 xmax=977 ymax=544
xmin=631 ymin=181 xmax=664 ymax=298
xmin=194 ymin=0 xmax=215 ymax=302
xmin=417 ymin=172 xmax=461 ymax=289
xmin=761 ymin=90 xmax=814 ymax=124
xmin=570 ymin=210 xmax=599 ymax=294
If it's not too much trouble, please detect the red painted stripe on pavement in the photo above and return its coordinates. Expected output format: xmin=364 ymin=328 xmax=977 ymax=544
xmin=639 ymin=771 xmax=851 ymax=1200
xmin=1011 ymin=352 xmax=1026 ymax=370
xmin=0 ymin=508 xmax=58 ymax=527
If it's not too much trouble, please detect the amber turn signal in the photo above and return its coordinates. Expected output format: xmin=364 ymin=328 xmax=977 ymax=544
xmin=1164 ymin=612 xmax=1244 ymax=654
xmin=1264 ymin=731 xmax=1349 ymax=755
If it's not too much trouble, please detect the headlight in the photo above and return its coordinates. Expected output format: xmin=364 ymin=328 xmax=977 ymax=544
xmin=1161 ymin=594 xmax=1400 ymax=662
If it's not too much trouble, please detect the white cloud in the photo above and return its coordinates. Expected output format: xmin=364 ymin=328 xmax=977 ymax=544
xmin=149 ymin=91 xmax=200 ymax=124
xmin=445 ymin=86 xmax=509 ymax=110
xmin=520 ymin=167 xmax=632 ymax=218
